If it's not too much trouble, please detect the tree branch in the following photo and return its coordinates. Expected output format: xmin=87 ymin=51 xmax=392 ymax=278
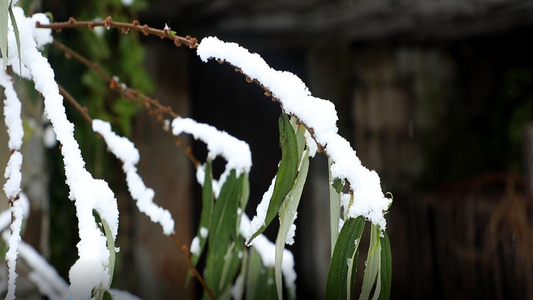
xmin=36 ymin=16 xmax=198 ymax=48
xmin=58 ymin=84 xmax=93 ymax=125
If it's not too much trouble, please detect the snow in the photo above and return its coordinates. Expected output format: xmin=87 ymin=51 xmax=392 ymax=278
xmin=5 ymin=8 xmax=118 ymax=299
xmin=1 ymin=70 xmax=23 ymax=151
xmin=92 ymin=119 xmax=175 ymax=235
xmin=200 ymin=227 xmax=208 ymax=238
xmin=197 ymin=37 xmax=391 ymax=230
xmin=1 ymin=54 xmax=25 ymax=300
xmin=231 ymin=273 xmax=244 ymax=300
xmin=43 ymin=124 xmax=57 ymax=148
xmin=92 ymin=18 xmax=104 ymax=37
xmin=4 ymin=200 xmax=23 ymax=298
xmin=121 ymin=0 xmax=134 ymax=6
xmin=190 ymin=236 xmax=200 ymax=255
xmin=285 ymin=212 xmax=297 ymax=245
xmin=0 ymin=194 xmax=29 ymax=233
xmin=172 ymin=117 xmax=252 ymax=197
xmin=3 ymin=151 xmax=22 ymax=199
xmin=195 ymin=164 xmax=205 ymax=186
xmin=30 ymin=13 xmax=53 ymax=49
xmin=247 ymin=175 xmax=276 ymax=242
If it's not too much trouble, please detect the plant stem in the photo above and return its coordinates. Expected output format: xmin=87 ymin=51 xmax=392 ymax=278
xmin=58 ymin=85 xmax=92 ymax=125
xmin=36 ymin=17 xmax=198 ymax=48
xmin=169 ymin=234 xmax=216 ymax=300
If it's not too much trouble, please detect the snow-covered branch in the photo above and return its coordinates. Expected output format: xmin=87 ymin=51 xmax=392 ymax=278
xmin=1 ymin=47 xmax=25 ymax=300
xmin=5 ymin=7 xmax=119 ymax=299
xmin=197 ymin=37 xmax=391 ymax=230
xmin=92 ymin=119 xmax=175 ymax=235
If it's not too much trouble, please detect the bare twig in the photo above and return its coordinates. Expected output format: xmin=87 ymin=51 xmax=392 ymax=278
xmin=58 ymin=85 xmax=93 ymax=125
xmin=169 ymin=234 xmax=216 ymax=300
xmin=36 ymin=16 xmax=198 ymax=49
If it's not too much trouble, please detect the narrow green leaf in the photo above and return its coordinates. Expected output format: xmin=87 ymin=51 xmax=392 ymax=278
xmin=275 ymin=148 xmax=309 ymax=300
xmin=205 ymin=170 xmax=244 ymax=297
xmin=187 ymin=162 xmax=214 ymax=286
xmin=233 ymin=247 xmax=248 ymax=300
xmin=219 ymin=242 xmax=242 ymax=294
xmin=360 ymin=225 xmax=381 ymax=300
xmin=329 ymin=158 xmax=341 ymax=256
xmin=248 ymin=113 xmax=299 ymax=243
xmin=290 ymin=117 xmax=306 ymax=161
xmin=325 ymin=216 xmax=366 ymax=300
xmin=94 ymin=210 xmax=115 ymax=286
xmin=1 ymin=0 xmax=8 ymax=69
xmin=8 ymin=5 xmax=21 ymax=74
xmin=378 ymin=232 xmax=392 ymax=300
xmin=238 ymin=173 xmax=250 ymax=235
xmin=246 ymin=248 xmax=277 ymax=300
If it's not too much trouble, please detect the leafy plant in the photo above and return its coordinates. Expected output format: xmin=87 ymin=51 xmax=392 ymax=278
xmin=0 ymin=3 xmax=392 ymax=300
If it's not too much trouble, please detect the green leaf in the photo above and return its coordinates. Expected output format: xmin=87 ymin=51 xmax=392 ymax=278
xmin=275 ymin=147 xmax=309 ymax=300
xmin=360 ymin=224 xmax=381 ymax=300
xmin=187 ymin=162 xmax=214 ymax=286
xmin=329 ymin=159 xmax=341 ymax=256
xmin=233 ymin=247 xmax=248 ymax=300
xmin=325 ymin=216 xmax=366 ymax=300
xmin=205 ymin=170 xmax=244 ymax=297
xmin=8 ymin=5 xmax=21 ymax=75
xmin=218 ymin=241 xmax=242 ymax=297
xmin=290 ymin=117 xmax=306 ymax=161
xmin=332 ymin=178 xmax=344 ymax=193
xmin=1 ymin=0 xmax=8 ymax=70
xmin=102 ymin=290 xmax=113 ymax=300
xmin=378 ymin=232 xmax=392 ymax=300
xmin=93 ymin=210 xmax=115 ymax=300
xmin=248 ymin=113 xmax=299 ymax=243
xmin=246 ymin=248 xmax=277 ymax=300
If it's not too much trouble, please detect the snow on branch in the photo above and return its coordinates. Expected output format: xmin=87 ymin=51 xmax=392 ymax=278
xmin=196 ymin=37 xmax=391 ymax=230
xmin=1 ymin=70 xmax=23 ymax=151
xmin=6 ymin=7 xmax=118 ymax=298
xmin=92 ymin=119 xmax=175 ymax=235
xmin=1 ymin=59 xmax=25 ymax=300
xmin=172 ymin=117 xmax=252 ymax=197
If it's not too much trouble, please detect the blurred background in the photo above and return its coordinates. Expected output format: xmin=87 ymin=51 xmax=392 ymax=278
xmin=2 ymin=0 xmax=533 ymax=299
